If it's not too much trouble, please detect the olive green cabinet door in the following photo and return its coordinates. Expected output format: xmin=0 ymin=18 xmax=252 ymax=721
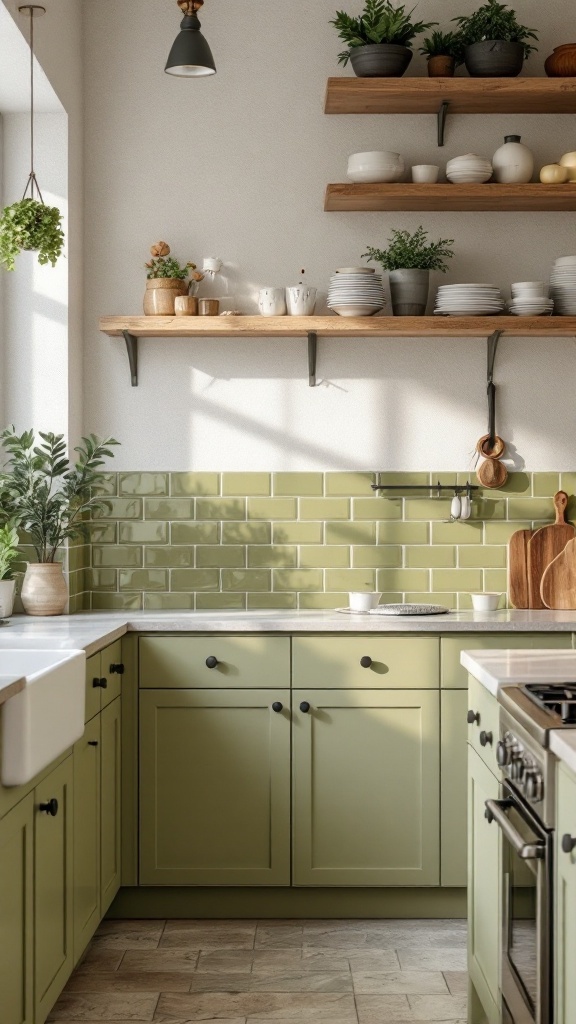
xmin=73 ymin=718 xmax=101 ymax=964
xmin=441 ymin=689 xmax=468 ymax=887
xmin=556 ymin=763 xmax=576 ymax=1024
xmin=34 ymin=755 xmax=74 ymax=1024
xmin=140 ymin=689 xmax=290 ymax=885
xmin=468 ymin=746 xmax=501 ymax=1024
xmin=0 ymin=794 xmax=34 ymax=1024
xmin=101 ymin=697 xmax=122 ymax=915
xmin=292 ymin=689 xmax=440 ymax=886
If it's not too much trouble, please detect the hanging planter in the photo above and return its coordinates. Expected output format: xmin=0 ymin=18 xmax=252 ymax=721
xmin=0 ymin=4 xmax=65 ymax=271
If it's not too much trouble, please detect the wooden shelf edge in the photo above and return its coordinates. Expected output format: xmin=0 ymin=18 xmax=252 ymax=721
xmin=325 ymin=182 xmax=576 ymax=213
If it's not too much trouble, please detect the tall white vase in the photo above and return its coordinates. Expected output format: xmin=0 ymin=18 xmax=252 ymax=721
xmin=0 ymin=579 xmax=16 ymax=617
xmin=492 ymin=135 xmax=534 ymax=184
xmin=21 ymin=563 xmax=68 ymax=616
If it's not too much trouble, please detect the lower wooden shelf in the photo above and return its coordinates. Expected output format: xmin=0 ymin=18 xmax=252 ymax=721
xmin=324 ymin=183 xmax=576 ymax=212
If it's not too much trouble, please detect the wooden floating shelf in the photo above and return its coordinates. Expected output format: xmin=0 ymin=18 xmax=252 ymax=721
xmin=325 ymin=182 xmax=576 ymax=213
xmin=325 ymin=76 xmax=576 ymax=115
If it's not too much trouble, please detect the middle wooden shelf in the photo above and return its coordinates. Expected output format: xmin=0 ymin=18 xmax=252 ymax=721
xmin=324 ymin=182 xmax=576 ymax=213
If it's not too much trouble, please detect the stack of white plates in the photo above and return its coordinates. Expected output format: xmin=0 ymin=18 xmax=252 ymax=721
xmin=509 ymin=281 xmax=553 ymax=316
xmin=434 ymin=283 xmax=505 ymax=317
xmin=550 ymin=256 xmax=576 ymax=315
xmin=446 ymin=154 xmax=493 ymax=184
xmin=328 ymin=268 xmax=386 ymax=317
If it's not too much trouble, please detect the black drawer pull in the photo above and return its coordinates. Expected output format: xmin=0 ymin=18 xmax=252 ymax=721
xmin=562 ymin=834 xmax=576 ymax=854
xmin=39 ymin=798 xmax=59 ymax=817
xmin=360 ymin=656 xmax=372 ymax=669
xmin=205 ymin=656 xmax=219 ymax=669
xmin=467 ymin=710 xmax=480 ymax=725
xmin=480 ymin=730 xmax=493 ymax=748
xmin=93 ymin=677 xmax=108 ymax=689
xmin=272 ymin=702 xmax=283 ymax=713
xmin=88 ymin=740 xmax=99 ymax=747
xmin=300 ymin=701 xmax=311 ymax=713
xmin=110 ymin=663 xmax=124 ymax=675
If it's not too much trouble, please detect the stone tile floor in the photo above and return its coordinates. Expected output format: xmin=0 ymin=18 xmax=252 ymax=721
xmin=48 ymin=919 xmax=468 ymax=1023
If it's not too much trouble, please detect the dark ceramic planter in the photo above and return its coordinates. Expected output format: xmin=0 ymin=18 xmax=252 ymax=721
xmin=464 ymin=40 xmax=524 ymax=77
xmin=350 ymin=43 xmax=413 ymax=78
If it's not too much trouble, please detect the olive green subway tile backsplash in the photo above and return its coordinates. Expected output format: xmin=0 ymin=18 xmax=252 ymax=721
xmin=80 ymin=471 xmax=576 ymax=611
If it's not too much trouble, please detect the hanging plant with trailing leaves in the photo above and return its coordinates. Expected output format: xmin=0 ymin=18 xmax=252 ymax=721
xmin=0 ymin=198 xmax=64 ymax=271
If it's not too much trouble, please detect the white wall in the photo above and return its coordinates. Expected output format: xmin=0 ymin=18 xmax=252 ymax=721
xmin=84 ymin=0 xmax=576 ymax=471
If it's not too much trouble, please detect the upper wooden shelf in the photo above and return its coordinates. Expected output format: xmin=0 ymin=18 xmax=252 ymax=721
xmin=325 ymin=76 xmax=576 ymax=115
xmin=325 ymin=183 xmax=576 ymax=212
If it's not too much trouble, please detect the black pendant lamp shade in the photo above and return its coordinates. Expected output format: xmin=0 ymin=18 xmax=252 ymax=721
xmin=165 ymin=0 xmax=216 ymax=78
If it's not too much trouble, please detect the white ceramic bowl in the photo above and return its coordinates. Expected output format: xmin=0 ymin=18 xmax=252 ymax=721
xmin=335 ymin=267 xmax=375 ymax=275
xmin=348 ymin=167 xmax=404 ymax=183
xmin=348 ymin=150 xmax=403 ymax=166
xmin=349 ymin=592 xmax=382 ymax=612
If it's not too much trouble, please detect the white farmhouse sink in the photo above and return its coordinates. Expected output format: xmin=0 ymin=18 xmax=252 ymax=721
xmin=1 ymin=649 xmax=86 ymax=786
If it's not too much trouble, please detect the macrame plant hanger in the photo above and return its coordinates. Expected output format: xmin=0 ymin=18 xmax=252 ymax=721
xmin=18 ymin=5 xmax=46 ymax=204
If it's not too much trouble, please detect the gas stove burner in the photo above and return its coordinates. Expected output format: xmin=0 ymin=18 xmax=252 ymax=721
xmin=523 ymin=682 xmax=576 ymax=725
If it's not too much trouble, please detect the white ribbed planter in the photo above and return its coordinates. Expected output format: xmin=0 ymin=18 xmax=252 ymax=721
xmin=21 ymin=563 xmax=68 ymax=617
xmin=0 ymin=579 xmax=16 ymax=617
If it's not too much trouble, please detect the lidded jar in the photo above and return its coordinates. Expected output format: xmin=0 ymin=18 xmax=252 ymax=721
xmin=492 ymin=135 xmax=534 ymax=184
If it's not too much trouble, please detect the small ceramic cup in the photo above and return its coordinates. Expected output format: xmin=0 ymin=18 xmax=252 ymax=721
xmin=470 ymin=592 xmax=503 ymax=611
xmin=286 ymin=286 xmax=317 ymax=316
xmin=198 ymin=298 xmax=220 ymax=316
xmin=174 ymin=295 xmax=198 ymax=316
xmin=349 ymin=592 xmax=382 ymax=612
xmin=412 ymin=164 xmax=440 ymax=184
xmin=258 ymin=287 xmax=287 ymax=317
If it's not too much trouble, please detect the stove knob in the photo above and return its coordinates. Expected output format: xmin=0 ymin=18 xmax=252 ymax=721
xmin=510 ymin=759 xmax=524 ymax=782
xmin=497 ymin=737 xmax=514 ymax=766
xmin=524 ymin=770 xmax=544 ymax=803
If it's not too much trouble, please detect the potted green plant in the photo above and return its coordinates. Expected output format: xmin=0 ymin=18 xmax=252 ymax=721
xmin=331 ymin=0 xmax=437 ymax=77
xmin=0 ymin=428 xmax=119 ymax=616
xmin=452 ymin=0 xmax=538 ymax=77
xmin=0 ymin=198 xmax=65 ymax=271
xmin=363 ymin=227 xmax=455 ymax=316
xmin=419 ymin=30 xmax=464 ymax=77
xmin=144 ymin=241 xmax=204 ymax=316
xmin=0 ymin=521 xmax=20 ymax=617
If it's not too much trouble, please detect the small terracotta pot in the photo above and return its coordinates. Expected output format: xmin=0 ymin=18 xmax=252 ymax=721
xmin=428 ymin=55 xmax=455 ymax=77
xmin=175 ymin=296 xmax=199 ymax=316
xmin=545 ymin=43 xmax=576 ymax=76
xmin=144 ymin=278 xmax=188 ymax=316
xmin=198 ymin=299 xmax=220 ymax=316
xmin=21 ymin=563 xmax=68 ymax=616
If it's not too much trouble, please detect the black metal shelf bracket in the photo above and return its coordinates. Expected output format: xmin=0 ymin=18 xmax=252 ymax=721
xmin=437 ymin=101 xmax=449 ymax=147
xmin=372 ymin=479 xmax=479 ymax=497
xmin=308 ymin=332 xmax=318 ymax=387
xmin=122 ymin=331 xmax=138 ymax=387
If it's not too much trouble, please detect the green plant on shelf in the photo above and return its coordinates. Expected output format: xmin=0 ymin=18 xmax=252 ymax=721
xmin=145 ymin=240 xmax=203 ymax=282
xmin=0 ymin=521 xmax=20 ymax=581
xmin=419 ymin=29 xmax=464 ymax=64
xmin=363 ymin=227 xmax=455 ymax=272
xmin=331 ymin=0 xmax=437 ymax=65
xmin=0 ymin=198 xmax=65 ymax=272
xmin=452 ymin=0 xmax=538 ymax=57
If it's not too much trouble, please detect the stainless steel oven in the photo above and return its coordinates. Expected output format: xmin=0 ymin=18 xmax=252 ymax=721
xmin=486 ymin=781 xmax=553 ymax=1024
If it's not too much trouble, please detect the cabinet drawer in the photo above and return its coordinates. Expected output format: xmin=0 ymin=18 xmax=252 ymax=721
xmin=85 ymin=654 xmax=102 ymax=722
xmin=139 ymin=636 xmax=290 ymax=688
xmin=467 ymin=675 xmax=500 ymax=776
xmin=442 ymin=634 xmax=573 ymax=689
xmin=293 ymin=636 xmax=439 ymax=689
xmin=100 ymin=639 xmax=123 ymax=708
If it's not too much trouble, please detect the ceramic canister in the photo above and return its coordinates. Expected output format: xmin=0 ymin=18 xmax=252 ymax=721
xmin=286 ymin=286 xmax=317 ymax=316
xmin=258 ymin=288 xmax=287 ymax=317
xmin=492 ymin=135 xmax=534 ymax=184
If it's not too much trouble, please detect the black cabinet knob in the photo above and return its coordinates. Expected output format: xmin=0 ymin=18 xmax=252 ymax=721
xmin=205 ymin=656 xmax=219 ymax=669
xmin=272 ymin=702 xmax=283 ymax=713
xmin=467 ymin=710 xmax=480 ymax=725
xmin=39 ymin=798 xmax=59 ymax=817
xmin=480 ymin=730 xmax=493 ymax=748
xmin=562 ymin=834 xmax=576 ymax=854
xmin=360 ymin=656 xmax=372 ymax=669
xmin=300 ymin=701 xmax=311 ymax=713
xmin=485 ymin=806 xmax=494 ymax=824
xmin=93 ymin=677 xmax=108 ymax=689
xmin=88 ymin=740 xmax=99 ymax=747
xmin=110 ymin=663 xmax=124 ymax=675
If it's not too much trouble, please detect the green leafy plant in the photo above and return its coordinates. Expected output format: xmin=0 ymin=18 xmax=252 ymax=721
xmin=331 ymin=0 xmax=437 ymax=65
xmin=145 ymin=240 xmax=203 ymax=282
xmin=0 ymin=198 xmax=65 ymax=272
xmin=419 ymin=29 xmax=464 ymax=64
xmin=0 ymin=429 xmax=119 ymax=563
xmin=452 ymin=0 xmax=538 ymax=57
xmin=0 ymin=521 xmax=20 ymax=581
xmin=363 ymin=227 xmax=455 ymax=272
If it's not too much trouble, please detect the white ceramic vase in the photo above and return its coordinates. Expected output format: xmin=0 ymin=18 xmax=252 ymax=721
xmin=0 ymin=579 xmax=16 ymax=617
xmin=286 ymin=286 xmax=317 ymax=316
xmin=21 ymin=563 xmax=68 ymax=616
xmin=258 ymin=288 xmax=287 ymax=317
xmin=492 ymin=135 xmax=534 ymax=184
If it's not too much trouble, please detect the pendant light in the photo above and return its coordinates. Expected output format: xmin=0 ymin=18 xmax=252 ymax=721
xmin=165 ymin=0 xmax=216 ymax=78
xmin=18 ymin=4 xmax=47 ymax=201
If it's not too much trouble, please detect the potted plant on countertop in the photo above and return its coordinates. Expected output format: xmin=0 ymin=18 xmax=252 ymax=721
xmin=363 ymin=227 xmax=455 ymax=316
xmin=0 ymin=198 xmax=65 ymax=272
xmin=452 ymin=0 xmax=538 ymax=77
xmin=419 ymin=30 xmax=464 ymax=77
xmin=144 ymin=241 xmax=204 ymax=316
xmin=0 ymin=521 xmax=20 ymax=617
xmin=0 ymin=428 xmax=119 ymax=616
xmin=331 ymin=0 xmax=437 ymax=77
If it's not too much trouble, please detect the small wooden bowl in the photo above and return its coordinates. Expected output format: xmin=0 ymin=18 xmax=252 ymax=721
xmin=477 ymin=458 xmax=508 ymax=489
xmin=476 ymin=434 xmax=506 ymax=460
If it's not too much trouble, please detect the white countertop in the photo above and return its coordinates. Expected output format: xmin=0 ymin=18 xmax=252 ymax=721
xmin=550 ymin=731 xmax=576 ymax=777
xmin=461 ymin=649 xmax=576 ymax=697
xmin=0 ymin=674 xmax=25 ymax=703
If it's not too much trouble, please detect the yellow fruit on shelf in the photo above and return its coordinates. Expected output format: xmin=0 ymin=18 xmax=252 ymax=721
xmin=540 ymin=163 xmax=571 ymax=184
xmin=559 ymin=152 xmax=576 ymax=181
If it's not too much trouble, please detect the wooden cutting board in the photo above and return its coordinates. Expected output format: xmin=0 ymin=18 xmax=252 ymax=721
xmin=508 ymin=526 xmax=535 ymax=608
xmin=527 ymin=491 xmax=575 ymax=609
xmin=541 ymin=537 xmax=576 ymax=609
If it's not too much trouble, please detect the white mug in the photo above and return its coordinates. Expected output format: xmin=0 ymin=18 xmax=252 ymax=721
xmin=470 ymin=592 xmax=503 ymax=611
xmin=286 ymin=286 xmax=317 ymax=316
xmin=412 ymin=164 xmax=440 ymax=184
xmin=258 ymin=287 xmax=287 ymax=317
xmin=349 ymin=592 xmax=382 ymax=612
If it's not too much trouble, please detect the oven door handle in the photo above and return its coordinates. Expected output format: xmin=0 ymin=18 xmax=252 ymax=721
xmin=485 ymin=799 xmax=545 ymax=860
